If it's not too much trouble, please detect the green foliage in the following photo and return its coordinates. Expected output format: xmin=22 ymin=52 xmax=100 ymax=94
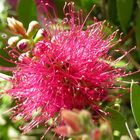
xmin=108 ymin=0 xmax=118 ymax=24
xmin=0 ymin=0 xmax=15 ymax=67
xmin=80 ymin=0 xmax=95 ymax=13
xmin=17 ymin=0 xmax=37 ymax=28
xmin=53 ymin=0 xmax=65 ymax=18
xmin=0 ymin=0 xmax=8 ymax=28
xmin=116 ymin=0 xmax=133 ymax=31
xmin=135 ymin=10 xmax=140 ymax=57
xmin=130 ymin=82 xmax=140 ymax=129
xmin=106 ymin=107 xmax=128 ymax=140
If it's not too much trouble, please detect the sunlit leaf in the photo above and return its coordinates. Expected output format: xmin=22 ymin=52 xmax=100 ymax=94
xmin=135 ymin=128 xmax=140 ymax=139
xmin=0 ymin=0 xmax=8 ymax=27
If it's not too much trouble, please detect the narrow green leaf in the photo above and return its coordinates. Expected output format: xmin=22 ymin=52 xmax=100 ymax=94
xmin=106 ymin=107 xmax=128 ymax=140
xmin=117 ymin=0 xmax=133 ymax=30
xmin=17 ymin=0 xmax=37 ymax=28
xmin=135 ymin=10 xmax=140 ymax=57
xmin=108 ymin=0 xmax=118 ymax=24
xmin=130 ymin=82 xmax=140 ymax=128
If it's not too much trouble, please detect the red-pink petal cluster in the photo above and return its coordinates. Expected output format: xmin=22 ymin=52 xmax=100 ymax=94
xmin=5 ymin=3 xmax=124 ymax=133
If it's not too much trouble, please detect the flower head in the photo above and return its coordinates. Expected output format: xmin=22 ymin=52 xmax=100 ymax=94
xmin=1 ymin=2 xmax=124 ymax=134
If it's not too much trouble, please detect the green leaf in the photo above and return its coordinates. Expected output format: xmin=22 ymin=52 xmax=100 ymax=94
xmin=135 ymin=10 xmax=140 ymax=57
xmin=80 ymin=0 xmax=102 ymax=14
xmin=17 ymin=0 xmax=37 ymax=28
xmin=53 ymin=0 xmax=65 ymax=18
xmin=108 ymin=0 xmax=118 ymax=24
xmin=81 ymin=0 xmax=94 ymax=13
xmin=92 ymin=0 xmax=102 ymax=5
xmin=106 ymin=107 xmax=128 ymax=140
xmin=130 ymin=82 xmax=140 ymax=128
xmin=0 ymin=0 xmax=11 ymax=67
xmin=117 ymin=0 xmax=133 ymax=30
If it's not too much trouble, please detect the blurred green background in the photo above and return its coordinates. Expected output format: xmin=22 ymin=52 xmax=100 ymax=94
xmin=0 ymin=0 xmax=140 ymax=140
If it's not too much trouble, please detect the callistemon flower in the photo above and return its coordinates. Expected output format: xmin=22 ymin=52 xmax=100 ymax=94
xmin=1 ymin=2 xmax=126 ymax=135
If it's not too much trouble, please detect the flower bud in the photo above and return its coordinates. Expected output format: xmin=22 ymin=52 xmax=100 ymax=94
xmin=27 ymin=21 xmax=40 ymax=38
xmin=90 ymin=129 xmax=101 ymax=140
xmin=100 ymin=121 xmax=113 ymax=140
xmin=113 ymin=103 xmax=120 ymax=111
xmin=17 ymin=39 xmax=30 ymax=51
xmin=8 ymin=36 xmax=20 ymax=46
xmin=34 ymin=28 xmax=47 ymax=43
xmin=78 ymin=110 xmax=93 ymax=133
xmin=7 ymin=17 xmax=26 ymax=37
xmin=79 ymin=110 xmax=91 ymax=125
xmin=61 ymin=109 xmax=81 ymax=132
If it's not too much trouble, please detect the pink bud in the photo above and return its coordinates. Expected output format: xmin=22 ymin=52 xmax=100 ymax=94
xmin=90 ymin=129 xmax=101 ymax=140
xmin=17 ymin=39 xmax=30 ymax=51
xmin=7 ymin=17 xmax=26 ymax=37
xmin=61 ymin=110 xmax=81 ymax=132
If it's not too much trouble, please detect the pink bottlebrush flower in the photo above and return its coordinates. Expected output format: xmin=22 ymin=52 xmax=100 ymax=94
xmin=1 ymin=2 xmax=127 ymax=135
